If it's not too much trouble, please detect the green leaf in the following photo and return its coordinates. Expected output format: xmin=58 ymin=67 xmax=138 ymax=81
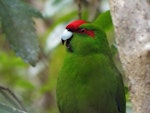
xmin=0 ymin=0 xmax=41 ymax=66
xmin=15 ymin=79 xmax=35 ymax=90
xmin=94 ymin=10 xmax=113 ymax=32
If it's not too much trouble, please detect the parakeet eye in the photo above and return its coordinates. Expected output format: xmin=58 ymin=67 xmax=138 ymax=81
xmin=78 ymin=28 xmax=95 ymax=38
xmin=80 ymin=28 xmax=86 ymax=33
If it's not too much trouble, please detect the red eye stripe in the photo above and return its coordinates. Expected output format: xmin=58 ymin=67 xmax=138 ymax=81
xmin=86 ymin=30 xmax=95 ymax=37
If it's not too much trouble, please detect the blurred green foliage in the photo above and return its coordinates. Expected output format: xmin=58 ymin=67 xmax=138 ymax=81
xmin=94 ymin=10 xmax=113 ymax=31
xmin=0 ymin=0 xmax=41 ymax=66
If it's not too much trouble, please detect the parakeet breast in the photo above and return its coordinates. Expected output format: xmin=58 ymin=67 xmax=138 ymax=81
xmin=57 ymin=54 xmax=120 ymax=113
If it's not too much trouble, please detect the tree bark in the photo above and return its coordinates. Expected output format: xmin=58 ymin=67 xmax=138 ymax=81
xmin=109 ymin=0 xmax=150 ymax=113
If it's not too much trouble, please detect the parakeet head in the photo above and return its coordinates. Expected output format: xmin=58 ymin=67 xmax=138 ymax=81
xmin=61 ymin=20 xmax=109 ymax=55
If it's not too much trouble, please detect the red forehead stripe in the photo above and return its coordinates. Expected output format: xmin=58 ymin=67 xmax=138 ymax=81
xmin=66 ymin=20 xmax=87 ymax=31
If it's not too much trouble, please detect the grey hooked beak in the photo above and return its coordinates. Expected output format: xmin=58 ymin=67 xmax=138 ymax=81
xmin=61 ymin=29 xmax=73 ymax=44
xmin=61 ymin=29 xmax=73 ymax=52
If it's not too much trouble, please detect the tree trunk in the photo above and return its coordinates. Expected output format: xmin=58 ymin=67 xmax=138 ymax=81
xmin=109 ymin=0 xmax=150 ymax=113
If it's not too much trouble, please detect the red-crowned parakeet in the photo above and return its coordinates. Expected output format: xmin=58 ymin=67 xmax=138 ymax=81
xmin=56 ymin=20 xmax=126 ymax=113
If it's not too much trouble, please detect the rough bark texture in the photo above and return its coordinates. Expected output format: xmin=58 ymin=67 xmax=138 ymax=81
xmin=109 ymin=0 xmax=150 ymax=113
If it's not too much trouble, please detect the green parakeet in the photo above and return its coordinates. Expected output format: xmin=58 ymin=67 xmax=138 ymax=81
xmin=56 ymin=20 xmax=126 ymax=113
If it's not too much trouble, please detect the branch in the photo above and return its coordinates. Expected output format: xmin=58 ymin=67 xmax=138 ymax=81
xmin=109 ymin=0 xmax=150 ymax=113
xmin=77 ymin=0 xmax=82 ymax=19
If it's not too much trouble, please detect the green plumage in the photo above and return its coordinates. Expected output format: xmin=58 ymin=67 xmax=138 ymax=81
xmin=57 ymin=23 xmax=126 ymax=113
